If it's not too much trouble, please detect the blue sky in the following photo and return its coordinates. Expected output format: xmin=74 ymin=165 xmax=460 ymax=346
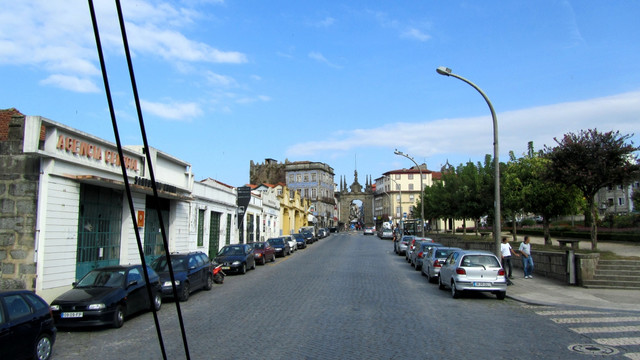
xmin=1 ymin=1 xmax=639 ymax=187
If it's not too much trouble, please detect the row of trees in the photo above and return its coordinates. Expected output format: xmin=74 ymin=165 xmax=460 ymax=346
xmin=417 ymin=129 xmax=640 ymax=250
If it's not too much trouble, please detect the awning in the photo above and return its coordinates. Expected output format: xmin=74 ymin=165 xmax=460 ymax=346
xmin=59 ymin=174 xmax=194 ymax=201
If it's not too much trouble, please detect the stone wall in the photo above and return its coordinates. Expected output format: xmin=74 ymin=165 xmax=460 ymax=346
xmin=0 ymin=113 xmax=40 ymax=290
xmin=428 ymin=234 xmax=599 ymax=286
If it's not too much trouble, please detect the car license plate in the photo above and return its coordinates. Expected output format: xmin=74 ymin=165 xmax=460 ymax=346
xmin=222 ymin=266 xmax=230 ymax=270
xmin=474 ymin=282 xmax=491 ymax=287
xmin=61 ymin=312 xmax=83 ymax=318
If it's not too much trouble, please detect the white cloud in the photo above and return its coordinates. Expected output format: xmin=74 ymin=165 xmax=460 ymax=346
xmin=401 ymin=28 xmax=431 ymax=42
xmin=314 ymin=16 xmax=336 ymax=27
xmin=40 ymin=75 xmax=100 ymax=93
xmin=309 ymin=51 xmax=342 ymax=69
xmin=205 ymin=71 xmax=238 ymax=87
xmin=0 ymin=0 xmax=246 ymax=94
xmin=140 ymin=99 xmax=203 ymax=121
xmin=286 ymin=91 xmax=640 ymax=162
xmin=236 ymin=95 xmax=271 ymax=104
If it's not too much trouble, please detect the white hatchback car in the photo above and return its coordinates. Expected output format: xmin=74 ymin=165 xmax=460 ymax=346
xmin=284 ymin=235 xmax=297 ymax=252
xmin=438 ymin=250 xmax=507 ymax=300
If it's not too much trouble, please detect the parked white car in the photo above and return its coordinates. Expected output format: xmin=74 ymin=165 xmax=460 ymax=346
xmin=284 ymin=235 xmax=297 ymax=252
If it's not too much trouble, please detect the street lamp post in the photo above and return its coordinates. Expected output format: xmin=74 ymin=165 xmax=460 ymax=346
xmin=394 ymin=150 xmax=424 ymax=237
xmin=436 ymin=66 xmax=501 ymax=258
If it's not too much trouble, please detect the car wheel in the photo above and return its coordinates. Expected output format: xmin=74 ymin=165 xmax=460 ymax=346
xmin=271 ymin=254 xmax=276 ymax=262
xmin=34 ymin=333 xmax=53 ymax=360
xmin=204 ymin=274 xmax=213 ymax=291
xmin=251 ymin=260 xmax=256 ymax=270
xmin=113 ymin=305 xmax=125 ymax=328
xmin=152 ymin=291 xmax=162 ymax=311
xmin=260 ymin=257 xmax=266 ymax=265
xmin=438 ymin=277 xmax=446 ymax=290
xmin=179 ymin=282 xmax=190 ymax=302
xmin=496 ymin=291 xmax=506 ymax=300
xmin=240 ymin=263 xmax=246 ymax=274
xmin=451 ymin=281 xmax=461 ymax=299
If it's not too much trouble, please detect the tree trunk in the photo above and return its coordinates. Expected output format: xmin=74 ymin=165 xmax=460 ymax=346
xmin=463 ymin=219 xmax=467 ymax=235
xmin=589 ymin=199 xmax=598 ymax=250
xmin=543 ymin=217 xmax=551 ymax=245
xmin=512 ymin=220 xmax=517 ymax=242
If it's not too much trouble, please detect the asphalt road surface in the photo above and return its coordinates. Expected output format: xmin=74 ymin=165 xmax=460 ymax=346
xmin=51 ymin=232 xmax=639 ymax=359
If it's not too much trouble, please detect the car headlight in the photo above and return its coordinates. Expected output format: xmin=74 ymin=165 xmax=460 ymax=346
xmin=50 ymin=305 xmax=60 ymax=311
xmin=163 ymin=280 xmax=180 ymax=286
xmin=88 ymin=303 xmax=105 ymax=310
xmin=232 ymin=261 xmax=241 ymax=265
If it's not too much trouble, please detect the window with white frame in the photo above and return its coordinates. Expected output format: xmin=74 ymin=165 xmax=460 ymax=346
xmin=395 ymin=174 xmax=400 ymax=180
xmin=619 ymin=197 xmax=625 ymax=205
xmin=409 ymin=184 xmax=414 ymax=191
xmin=409 ymin=194 xmax=414 ymax=201
xmin=408 ymin=174 xmax=414 ymax=180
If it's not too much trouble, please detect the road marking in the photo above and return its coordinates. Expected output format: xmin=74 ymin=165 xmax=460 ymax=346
xmin=536 ymin=310 xmax=610 ymax=316
xmin=551 ymin=317 xmax=640 ymax=324
xmin=624 ymin=352 xmax=640 ymax=360
xmin=595 ymin=337 xmax=640 ymax=346
xmin=571 ymin=326 xmax=640 ymax=334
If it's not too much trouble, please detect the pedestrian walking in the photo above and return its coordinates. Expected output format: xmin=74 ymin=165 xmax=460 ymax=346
xmin=500 ymin=237 xmax=519 ymax=284
xmin=519 ymin=236 xmax=534 ymax=279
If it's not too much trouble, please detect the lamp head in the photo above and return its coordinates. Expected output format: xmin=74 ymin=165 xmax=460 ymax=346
xmin=436 ymin=66 xmax=452 ymax=76
xmin=394 ymin=149 xmax=403 ymax=156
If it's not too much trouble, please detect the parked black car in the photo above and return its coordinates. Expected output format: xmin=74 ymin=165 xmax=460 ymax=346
xmin=301 ymin=231 xmax=314 ymax=244
xmin=292 ymin=233 xmax=307 ymax=249
xmin=50 ymin=265 xmax=162 ymax=328
xmin=151 ymin=251 xmax=213 ymax=302
xmin=215 ymin=244 xmax=256 ymax=274
xmin=0 ymin=289 xmax=57 ymax=360
xmin=267 ymin=237 xmax=291 ymax=256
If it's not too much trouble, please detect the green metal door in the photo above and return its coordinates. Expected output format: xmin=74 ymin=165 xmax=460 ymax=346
xmin=144 ymin=197 xmax=170 ymax=263
xmin=208 ymin=211 xmax=221 ymax=259
xmin=76 ymin=184 xmax=123 ymax=280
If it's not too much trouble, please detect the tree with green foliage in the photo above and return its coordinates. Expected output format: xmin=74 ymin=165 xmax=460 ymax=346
xmin=504 ymin=142 xmax=583 ymax=245
xmin=545 ymin=129 xmax=640 ymax=250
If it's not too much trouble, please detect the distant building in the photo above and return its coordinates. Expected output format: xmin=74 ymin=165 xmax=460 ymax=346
xmin=595 ymin=181 xmax=639 ymax=216
xmin=285 ymin=161 xmax=336 ymax=229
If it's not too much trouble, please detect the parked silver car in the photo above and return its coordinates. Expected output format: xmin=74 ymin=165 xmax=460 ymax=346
xmin=409 ymin=241 xmax=443 ymax=271
xmin=421 ymin=247 xmax=461 ymax=282
xmin=394 ymin=235 xmax=414 ymax=255
xmin=405 ymin=237 xmax=433 ymax=262
xmin=438 ymin=250 xmax=507 ymax=300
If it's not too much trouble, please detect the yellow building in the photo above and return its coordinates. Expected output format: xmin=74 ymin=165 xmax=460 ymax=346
xmin=275 ymin=183 xmax=310 ymax=235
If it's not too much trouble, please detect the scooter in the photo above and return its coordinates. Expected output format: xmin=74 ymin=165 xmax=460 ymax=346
xmin=212 ymin=263 xmax=225 ymax=284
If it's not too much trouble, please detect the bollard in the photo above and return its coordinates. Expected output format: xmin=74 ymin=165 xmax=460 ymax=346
xmin=566 ymin=249 xmax=576 ymax=285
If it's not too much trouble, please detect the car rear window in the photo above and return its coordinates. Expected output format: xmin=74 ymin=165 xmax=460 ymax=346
xmin=461 ymin=255 xmax=500 ymax=267
xmin=436 ymin=250 xmax=453 ymax=258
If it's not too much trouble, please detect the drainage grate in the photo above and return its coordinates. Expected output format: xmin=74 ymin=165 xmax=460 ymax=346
xmin=568 ymin=344 xmax=620 ymax=356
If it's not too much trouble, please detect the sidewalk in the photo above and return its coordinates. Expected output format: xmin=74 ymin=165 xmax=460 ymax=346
xmin=504 ymin=235 xmax=640 ymax=311
xmin=506 ymin=267 xmax=640 ymax=311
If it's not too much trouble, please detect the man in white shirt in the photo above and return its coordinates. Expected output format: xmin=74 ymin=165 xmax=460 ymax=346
xmin=500 ymin=237 xmax=519 ymax=284
xmin=519 ymin=236 xmax=534 ymax=279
